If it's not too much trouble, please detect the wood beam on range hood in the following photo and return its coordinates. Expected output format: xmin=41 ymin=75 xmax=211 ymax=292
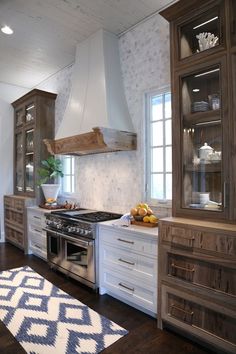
xmin=44 ymin=127 xmax=137 ymax=156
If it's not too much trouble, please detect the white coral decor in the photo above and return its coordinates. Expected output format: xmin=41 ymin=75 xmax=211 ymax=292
xmin=196 ymin=32 xmax=219 ymax=51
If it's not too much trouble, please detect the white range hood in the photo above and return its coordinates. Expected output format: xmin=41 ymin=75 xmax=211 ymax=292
xmin=44 ymin=29 xmax=136 ymax=156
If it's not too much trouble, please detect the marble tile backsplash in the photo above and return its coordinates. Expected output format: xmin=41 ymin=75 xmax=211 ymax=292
xmin=36 ymin=13 xmax=171 ymax=216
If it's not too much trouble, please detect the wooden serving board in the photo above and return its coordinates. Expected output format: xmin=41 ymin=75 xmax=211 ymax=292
xmin=131 ymin=220 xmax=158 ymax=228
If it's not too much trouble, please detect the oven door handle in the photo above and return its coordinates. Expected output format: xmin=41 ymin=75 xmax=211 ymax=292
xmin=44 ymin=228 xmax=91 ymax=247
xmin=62 ymin=234 xmax=91 ymax=247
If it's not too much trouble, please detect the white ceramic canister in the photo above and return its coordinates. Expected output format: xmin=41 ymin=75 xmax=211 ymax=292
xmin=199 ymin=143 xmax=213 ymax=160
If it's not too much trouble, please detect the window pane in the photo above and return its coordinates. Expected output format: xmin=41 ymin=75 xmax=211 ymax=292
xmin=63 ymin=157 xmax=71 ymax=174
xmin=71 ymin=157 xmax=75 ymax=174
xmin=152 ymin=147 xmax=163 ymax=172
xmin=151 ymin=174 xmax=164 ymax=199
xmin=152 ymin=121 xmax=163 ymax=146
xmin=63 ymin=176 xmax=71 ymax=193
xmin=152 ymin=95 xmax=163 ymax=121
xmin=166 ymin=174 xmax=172 ymax=200
xmin=165 ymin=146 xmax=172 ymax=172
xmin=71 ymin=176 xmax=75 ymax=193
xmin=165 ymin=119 xmax=172 ymax=145
xmin=165 ymin=93 xmax=171 ymax=118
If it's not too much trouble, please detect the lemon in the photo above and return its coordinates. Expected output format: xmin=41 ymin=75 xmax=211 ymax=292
xmin=149 ymin=215 xmax=158 ymax=224
xmin=143 ymin=216 xmax=150 ymax=223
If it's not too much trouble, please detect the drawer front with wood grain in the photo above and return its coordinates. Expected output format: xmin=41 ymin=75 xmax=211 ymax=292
xmin=5 ymin=209 xmax=24 ymax=229
xmin=14 ymin=199 xmax=24 ymax=211
xmin=5 ymin=225 xmax=24 ymax=248
xmin=162 ymin=286 xmax=236 ymax=353
xmin=160 ymin=224 xmax=236 ymax=257
xmin=4 ymin=196 xmax=14 ymax=208
xmin=167 ymin=253 xmax=236 ymax=296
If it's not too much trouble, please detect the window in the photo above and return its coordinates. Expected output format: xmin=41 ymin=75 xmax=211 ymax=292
xmin=60 ymin=155 xmax=75 ymax=194
xmin=146 ymin=88 xmax=172 ymax=204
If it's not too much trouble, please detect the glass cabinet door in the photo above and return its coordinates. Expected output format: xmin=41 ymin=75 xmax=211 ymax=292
xmin=181 ymin=64 xmax=223 ymax=211
xmin=15 ymin=132 xmax=23 ymax=192
xmin=230 ymin=0 xmax=236 ymax=47
xmin=25 ymin=128 xmax=34 ymax=192
xmin=15 ymin=108 xmax=24 ymax=127
xmin=178 ymin=4 xmax=222 ymax=60
xmin=25 ymin=102 xmax=35 ymax=123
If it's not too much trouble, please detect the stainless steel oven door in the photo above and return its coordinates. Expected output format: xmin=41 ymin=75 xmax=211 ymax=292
xmin=61 ymin=235 xmax=95 ymax=284
xmin=47 ymin=229 xmax=61 ymax=265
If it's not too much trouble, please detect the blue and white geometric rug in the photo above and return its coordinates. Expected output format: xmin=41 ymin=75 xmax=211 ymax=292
xmin=0 ymin=266 xmax=128 ymax=354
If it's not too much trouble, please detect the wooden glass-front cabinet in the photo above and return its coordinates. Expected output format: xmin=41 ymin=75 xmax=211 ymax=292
xmin=12 ymin=89 xmax=57 ymax=203
xmin=161 ymin=0 xmax=236 ymax=222
xmin=158 ymin=2 xmax=236 ymax=353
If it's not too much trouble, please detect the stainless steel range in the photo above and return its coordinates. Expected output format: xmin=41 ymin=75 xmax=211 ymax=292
xmin=45 ymin=209 xmax=122 ymax=289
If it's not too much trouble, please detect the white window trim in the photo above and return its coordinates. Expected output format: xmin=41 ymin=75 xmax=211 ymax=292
xmin=145 ymin=86 xmax=172 ymax=207
xmin=58 ymin=155 xmax=77 ymax=197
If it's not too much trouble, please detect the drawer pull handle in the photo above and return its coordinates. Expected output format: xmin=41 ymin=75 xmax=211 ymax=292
xmin=34 ymin=244 xmax=42 ymax=250
xmin=117 ymin=238 xmax=134 ymax=245
xmin=34 ymin=229 xmax=41 ymax=233
xmin=33 ymin=216 xmax=40 ymax=219
xmin=170 ymin=304 xmax=194 ymax=317
xmin=171 ymin=263 xmax=195 ymax=273
xmin=118 ymin=282 xmax=134 ymax=292
xmin=118 ymin=258 xmax=135 ymax=266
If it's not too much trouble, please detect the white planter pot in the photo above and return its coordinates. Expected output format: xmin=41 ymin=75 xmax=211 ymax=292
xmin=41 ymin=184 xmax=60 ymax=202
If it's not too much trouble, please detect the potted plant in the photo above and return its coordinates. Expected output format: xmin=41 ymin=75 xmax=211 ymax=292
xmin=37 ymin=156 xmax=64 ymax=204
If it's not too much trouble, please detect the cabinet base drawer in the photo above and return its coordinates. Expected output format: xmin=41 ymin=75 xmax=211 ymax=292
xmin=100 ymin=228 xmax=157 ymax=256
xmin=100 ymin=267 xmax=157 ymax=314
xmin=161 ymin=285 xmax=236 ymax=354
xmin=101 ymin=244 xmax=157 ymax=285
xmin=167 ymin=253 xmax=236 ymax=296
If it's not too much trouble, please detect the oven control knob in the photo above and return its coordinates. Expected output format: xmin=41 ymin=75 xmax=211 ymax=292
xmin=67 ymin=226 xmax=75 ymax=233
xmin=56 ymin=224 xmax=62 ymax=229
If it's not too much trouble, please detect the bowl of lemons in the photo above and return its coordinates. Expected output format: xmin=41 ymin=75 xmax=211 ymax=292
xmin=130 ymin=203 xmax=158 ymax=226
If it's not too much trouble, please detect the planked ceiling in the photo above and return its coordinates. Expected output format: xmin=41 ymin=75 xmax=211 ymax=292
xmin=0 ymin=0 xmax=177 ymax=89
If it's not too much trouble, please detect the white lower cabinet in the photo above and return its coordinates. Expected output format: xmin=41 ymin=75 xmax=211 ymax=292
xmin=27 ymin=206 xmax=50 ymax=260
xmin=99 ymin=222 xmax=158 ymax=317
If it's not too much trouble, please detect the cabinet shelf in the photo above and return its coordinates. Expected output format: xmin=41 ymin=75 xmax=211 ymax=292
xmin=184 ymin=162 xmax=221 ymax=173
xmin=183 ymin=109 xmax=221 ymax=128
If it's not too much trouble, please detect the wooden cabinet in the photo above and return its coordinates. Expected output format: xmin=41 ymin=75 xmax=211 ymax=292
xmin=27 ymin=206 xmax=51 ymax=260
xmin=99 ymin=222 xmax=158 ymax=317
xmin=158 ymin=217 xmax=236 ymax=354
xmin=4 ymin=195 xmax=35 ymax=252
xmin=160 ymin=0 xmax=236 ymax=222
xmin=12 ymin=89 xmax=56 ymax=204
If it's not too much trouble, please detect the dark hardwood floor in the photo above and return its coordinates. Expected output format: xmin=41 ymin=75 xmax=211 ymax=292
xmin=0 ymin=243 xmax=214 ymax=354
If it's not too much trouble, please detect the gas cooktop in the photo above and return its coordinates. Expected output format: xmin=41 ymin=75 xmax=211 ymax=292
xmin=51 ymin=209 xmax=122 ymax=223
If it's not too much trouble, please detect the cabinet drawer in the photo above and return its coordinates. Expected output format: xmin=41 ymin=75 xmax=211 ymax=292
xmin=4 ymin=196 xmax=14 ymax=208
xmin=101 ymin=244 xmax=157 ymax=285
xmin=14 ymin=199 xmax=24 ymax=211
xmin=161 ymin=224 xmax=236 ymax=257
xmin=100 ymin=228 xmax=157 ymax=256
xmin=167 ymin=253 xmax=236 ymax=297
xmin=30 ymin=230 xmax=46 ymax=250
xmin=5 ymin=225 xmax=24 ymax=247
xmin=162 ymin=286 xmax=236 ymax=353
xmin=28 ymin=210 xmax=46 ymax=227
xmin=5 ymin=209 xmax=24 ymax=229
xmin=101 ymin=267 xmax=157 ymax=313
